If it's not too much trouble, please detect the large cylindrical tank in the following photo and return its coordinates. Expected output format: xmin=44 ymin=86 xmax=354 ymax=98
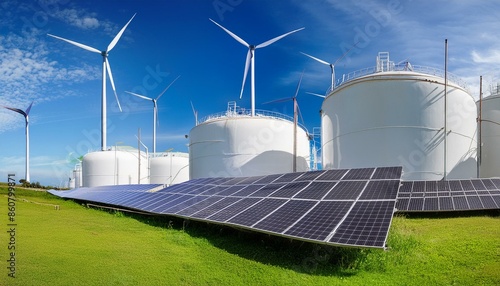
xmin=82 ymin=147 xmax=149 ymax=187
xmin=322 ymin=57 xmax=477 ymax=180
xmin=478 ymin=90 xmax=500 ymax=178
xmin=189 ymin=109 xmax=310 ymax=179
xmin=150 ymin=152 xmax=189 ymax=185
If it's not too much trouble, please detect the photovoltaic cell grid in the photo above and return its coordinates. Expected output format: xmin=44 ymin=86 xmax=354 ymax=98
xmin=48 ymin=167 xmax=402 ymax=249
xmin=395 ymin=179 xmax=500 ymax=212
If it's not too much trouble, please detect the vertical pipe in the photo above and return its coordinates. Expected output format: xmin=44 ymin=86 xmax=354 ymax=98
xmin=25 ymin=116 xmax=30 ymax=183
xmin=444 ymin=39 xmax=448 ymax=181
xmin=102 ymin=56 xmax=107 ymax=151
xmin=478 ymin=75 xmax=483 ymax=177
xmin=138 ymin=128 xmax=141 ymax=184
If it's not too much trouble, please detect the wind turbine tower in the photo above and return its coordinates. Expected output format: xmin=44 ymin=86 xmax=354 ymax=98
xmin=48 ymin=14 xmax=136 ymax=151
xmin=2 ymin=102 xmax=33 ymax=182
xmin=209 ymin=19 xmax=304 ymax=116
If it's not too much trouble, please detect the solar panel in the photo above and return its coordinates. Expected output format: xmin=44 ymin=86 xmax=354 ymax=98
xmin=396 ymin=178 xmax=500 ymax=212
xmin=48 ymin=167 xmax=403 ymax=249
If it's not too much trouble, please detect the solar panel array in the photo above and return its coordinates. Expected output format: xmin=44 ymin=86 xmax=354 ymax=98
xmin=49 ymin=167 xmax=403 ymax=249
xmin=395 ymin=179 xmax=500 ymax=212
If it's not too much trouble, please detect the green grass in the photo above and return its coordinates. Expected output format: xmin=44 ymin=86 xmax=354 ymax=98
xmin=0 ymin=187 xmax=499 ymax=285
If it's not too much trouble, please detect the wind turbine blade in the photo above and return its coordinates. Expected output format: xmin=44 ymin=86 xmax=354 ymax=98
xmin=300 ymin=52 xmax=330 ymax=66
xmin=332 ymin=41 xmax=359 ymax=66
xmin=190 ymin=100 xmax=198 ymax=125
xmin=47 ymin=34 xmax=101 ymax=54
xmin=256 ymin=27 xmax=304 ymax=49
xmin=25 ymin=101 xmax=34 ymax=115
xmin=157 ymin=75 xmax=181 ymax=101
xmin=209 ymin=18 xmax=249 ymax=47
xmin=293 ymin=72 xmax=304 ymax=99
xmin=262 ymin=97 xmax=292 ymax=105
xmin=105 ymin=58 xmax=122 ymax=112
xmin=240 ymin=49 xmax=251 ymax=99
xmin=305 ymin=91 xmax=326 ymax=98
xmin=125 ymin=91 xmax=153 ymax=101
xmin=107 ymin=13 xmax=136 ymax=52
xmin=190 ymin=100 xmax=196 ymax=114
xmin=1 ymin=106 xmax=26 ymax=117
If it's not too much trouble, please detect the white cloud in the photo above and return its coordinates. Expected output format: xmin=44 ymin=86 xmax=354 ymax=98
xmin=471 ymin=49 xmax=500 ymax=64
xmin=52 ymin=8 xmax=100 ymax=29
xmin=0 ymin=30 xmax=100 ymax=133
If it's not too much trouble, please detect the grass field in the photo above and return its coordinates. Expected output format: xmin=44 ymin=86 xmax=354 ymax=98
xmin=0 ymin=185 xmax=499 ymax=285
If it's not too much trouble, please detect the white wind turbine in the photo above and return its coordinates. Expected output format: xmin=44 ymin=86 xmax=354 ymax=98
xmin=301 ymin=42 xmax=358 ymax=92
xmin=125 ymin=75 xmax=180 ymax=154
xmin=2 ymin=101 xmax=33 ymax=182
xmin=209 ymin=18 xmax=304 ymax=117
xmin=48 ymin=13 xmax=136 ymax=151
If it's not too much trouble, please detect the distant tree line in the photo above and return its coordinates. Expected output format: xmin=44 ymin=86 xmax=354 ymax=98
xmin=18 ymin=179 xmax=68 ymax=190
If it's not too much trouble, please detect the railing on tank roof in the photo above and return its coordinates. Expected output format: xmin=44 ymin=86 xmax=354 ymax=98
xmin=325 ymin=63 xmax=469 ymax=95
xmin=198 ymin=102 xmax=308 ymax=133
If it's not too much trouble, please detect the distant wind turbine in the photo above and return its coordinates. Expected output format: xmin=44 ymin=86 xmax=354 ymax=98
xmin=126 ymin=75 xmax=180 ymax=154
xmin=209 ymin=18 xmax=304 ymax=117
xmin=48 ymin=13 xmax=136 ymax=151
xmin=2 ymin=101 xmax=33 ymax=182
xmin=301 ymin=42 xmax=358 ymax=92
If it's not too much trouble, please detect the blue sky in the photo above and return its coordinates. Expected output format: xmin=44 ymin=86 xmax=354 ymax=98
xmin=1 ymin=0 xmax=499 ymax=186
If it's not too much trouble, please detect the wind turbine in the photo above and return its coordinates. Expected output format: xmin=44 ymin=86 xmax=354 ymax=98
xmin=2 ymin=101 xmax=33 ymax=182
xmin=209 ymin=18 xmax=304 ymax=117
xmin=263 ymin=73 xmax=305 ymax=172
xmin=48 ymin=13 xmax=136 ymax=151
xmin=301 ymin=42 xmax=358 ymax=92
xmin=125 ymin=75 xmax=180 ymax=155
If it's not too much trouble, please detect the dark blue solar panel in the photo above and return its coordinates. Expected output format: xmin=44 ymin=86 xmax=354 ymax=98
xmin=453 ymin=196 xmax=469 ymax=210
xmin=284 ymin=201 xmax=352 ymax=241
xmin=248 ymin=183 xmax=286 ymax=198
xmin=207 ymin=198 xmax=262 ymax=222
xmin=438 ymin=197 xmax=454 ymax=211
xmin=423 ymin=197 xmax=439 ymax=211
xmin=330 ymin=200 xmax=394 ymax=248
xmin=231 ymin=184 xmax=264 ymax=197
xmin=190 ymin=197 xmax=242 ymax=219
xmin=371 ymin=166 xmax=403 ymax=180
xmin=269 ymin=181 xmax=309 ymax=198
xmin=316 ymin=169 xmax=348 ymax=181
xmin=49 ymin=167 xmax=404 ymax=249
xmin=396 ymin=198 xmax=409 ymax=210
xmin=253 ymin=200 xmax=317 ymax=233
xmin=323 ymin=181 xmax=365 ymax=200
xmin=360 ymin=180 xmax=400 ymax=200
xmin=479 ymin=196 xmax=498 ymax=209
xmin=294 ymin=181 xmax=337 ymax=200
xmin=342 ymin=168 xmax=374 ymax=180
xmin=272 ymin=172 xmax=305 ymax=183
xmin=460 ymin=180 xmax=474 ymax=191
xmin=228 ymin=199 xmax=287 ymax=227
xmin=399 ymin=181 xmax=413 ymax=193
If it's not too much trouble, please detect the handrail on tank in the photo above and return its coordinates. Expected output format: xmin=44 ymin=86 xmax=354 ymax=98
xmin=324 ymin=63 xmax=470 ymax=96
xmin=198 ymin=102 xmax=309 ymax=133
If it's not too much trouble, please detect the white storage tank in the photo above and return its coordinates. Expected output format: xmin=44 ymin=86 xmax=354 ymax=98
xmin=150 ymin=152 xmax=189 ymax=185
xmin=82 ymin=146 xmax=149 ymax=187
xmin=72 ymin=164 xmax=82 ymax=189
xmin=189 ymin=103 xmax=310 ymax=179
xmin=321 ymin=52 xmax=477 ymax=181
xmin=478 ymin=84 xmax=500 ymax=178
